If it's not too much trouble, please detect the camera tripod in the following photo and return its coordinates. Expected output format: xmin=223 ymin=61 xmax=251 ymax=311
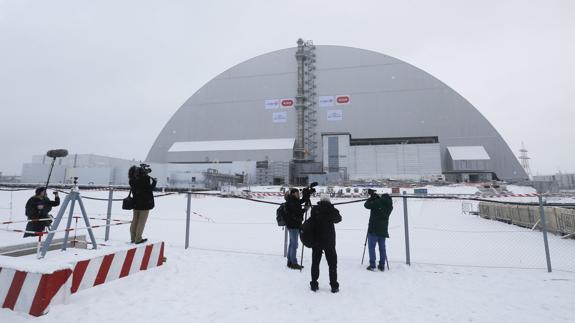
xmin=299 ymin=199 xmax=312 ymax=270
xmin=39 ymin=177 xmax=98 ymax=258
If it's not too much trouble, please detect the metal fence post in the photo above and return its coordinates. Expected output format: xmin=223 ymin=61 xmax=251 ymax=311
xmin=538 ymin=195 xmax=552 ymax=272
xmin=402 ymin=191 xmax=411 ymax=266
xmin=105 ymin=186 xmax=114 ymax=242
xmin=185 ymin=192 xmax=191 ymax=249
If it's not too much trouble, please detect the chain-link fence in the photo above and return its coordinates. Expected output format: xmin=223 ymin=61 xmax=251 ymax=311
xmin=1 ymin=186 xmax=574 ymax=273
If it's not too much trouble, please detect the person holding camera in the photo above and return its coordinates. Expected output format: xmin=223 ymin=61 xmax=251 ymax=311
xmin=309 ymin=194 xmax=342 ymax=293
xmin=364 ymin=190 xmax=393 ymax=271
xmin=284 ymin=187 xmax=311 ymax=269
xmin=24 ymin=187 xmax=60 ymax=237
xmin=128 ymin=165 xmax=157 ymax=244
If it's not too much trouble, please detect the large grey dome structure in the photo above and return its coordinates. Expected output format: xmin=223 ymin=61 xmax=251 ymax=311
xmin=147 ymin=44 xmax=527 ymax=184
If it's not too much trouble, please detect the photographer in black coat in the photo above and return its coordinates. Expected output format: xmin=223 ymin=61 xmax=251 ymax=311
xmin=309 ymin=194 xmax=342 ymax=293
xmin=285 ymin=188 xmax=308 ymax=269
xmin=24 ymin=187 xmax=60 ymax=237
xmin=364 ymin=190 xmax=393 ymax=271
xmin=128 ymin=165 xmax=157 ymax=244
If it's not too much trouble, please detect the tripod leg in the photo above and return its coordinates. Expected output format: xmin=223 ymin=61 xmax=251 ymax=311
xmin=61 ymin=197 xmax=77 ymax=251
xmin=40 ymin=195 xmax=71 ymax=258
xmin=299 ymin=208 xmax=309 ymax=270
xmin=283 ymin=227 xmax=288 ymax=258
xmin=361 ymin=233 xmax=368 ymax=265
xmin=77 ymin=195 xmax=98 ymax=250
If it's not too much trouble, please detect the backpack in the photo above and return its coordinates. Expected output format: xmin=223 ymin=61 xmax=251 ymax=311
xmin=300 ymin=217 xmax=316 ymax=248
xmin=276 ymin=203 xmax=287 ymax=226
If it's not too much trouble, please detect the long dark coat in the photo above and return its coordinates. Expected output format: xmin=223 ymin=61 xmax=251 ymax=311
xmin=129 ymin=175 xmax=157 ymax=210
xmin=364 ymin=194 xmax=393 ymax=238
xmin=309 ymin=201 xmax=342 ymax=248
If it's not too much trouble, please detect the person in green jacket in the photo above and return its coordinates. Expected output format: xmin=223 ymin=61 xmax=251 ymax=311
xmin=364 ymin=190 xmax=393 ymax=271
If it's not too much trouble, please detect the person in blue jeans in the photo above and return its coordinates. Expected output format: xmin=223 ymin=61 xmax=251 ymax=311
xmin=285 ymin=188 xmax=308 ymax=269
xmin=364 ymin=191 xmax=393 ymax=271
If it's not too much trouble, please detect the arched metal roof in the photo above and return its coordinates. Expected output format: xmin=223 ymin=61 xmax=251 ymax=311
xmin=147 ymin=45 xmax=527 ymax=180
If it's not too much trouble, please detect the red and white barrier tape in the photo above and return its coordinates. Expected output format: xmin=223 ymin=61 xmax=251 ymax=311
xmin=0 ymin=221 xmax=131 ymax=236
xmin=1 ymin=217 xmax=53 ymax=225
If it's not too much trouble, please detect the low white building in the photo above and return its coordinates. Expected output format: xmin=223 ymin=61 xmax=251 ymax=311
xmin=21 ymin=154 xmax=257 ymax=189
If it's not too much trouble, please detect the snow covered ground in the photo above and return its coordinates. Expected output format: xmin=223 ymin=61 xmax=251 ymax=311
xmin=1 ymin=186 xmax=575 ymax=322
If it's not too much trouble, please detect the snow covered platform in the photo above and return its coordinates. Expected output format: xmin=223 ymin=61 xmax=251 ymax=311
xmin=0 ymin=241 xmax=165 ymax=316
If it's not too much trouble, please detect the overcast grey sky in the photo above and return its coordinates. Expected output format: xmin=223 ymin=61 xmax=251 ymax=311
xmin=0 ymin=0 xmax=573 ymax=176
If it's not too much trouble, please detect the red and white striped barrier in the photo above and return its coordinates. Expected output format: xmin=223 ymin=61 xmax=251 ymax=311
xmin=474 ymin=193 xmax=539 ymax=198
xmin=0 ymin=266 xmax=72 ymax=316
xmin=70 ymin=241 xmax=165 ymax=294
xmin=246 ymin=192 xmax=284 ymax=198
xmin=0 ymin=241 xmax=165 ymax=316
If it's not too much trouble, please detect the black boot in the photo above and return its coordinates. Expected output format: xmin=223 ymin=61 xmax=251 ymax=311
xmin=330 ymin=282 xmax=339 ymax=293
xmin=310 ymin=281 xmax=318 ymax=292
xmin=366 ymin=266 xmax=376 ymax=271
xmin=378 ymin=264 xmax=385 ymax=271
xmin=292 ymin=263 xmax=304 ymax=270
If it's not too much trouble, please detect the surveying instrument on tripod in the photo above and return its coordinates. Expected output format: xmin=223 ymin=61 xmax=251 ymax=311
xmin=39 ymin=175 xmax=98 ymax=258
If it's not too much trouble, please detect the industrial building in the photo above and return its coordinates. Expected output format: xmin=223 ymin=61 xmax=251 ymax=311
xmin=147 ymin=40 xmax=528 ymax=185
xmin=532 ymin=173 xmax=575 ymax=193
xmin=19 ymin=154 xmax=248 ymax=189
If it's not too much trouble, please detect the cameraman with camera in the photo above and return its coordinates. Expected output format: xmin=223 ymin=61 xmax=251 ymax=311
xmin=128 ymin=164 xmax=157 ymax=244
xmin=24 ymin=187 xmax=59 ymax=237
xmin=364 ymin=189 xmax=393 ymax=271
xmin=284 ymin=184 xmax=315 ymax=269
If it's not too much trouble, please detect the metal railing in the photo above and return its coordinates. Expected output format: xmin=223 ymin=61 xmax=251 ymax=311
xmin=1 ymin=185 xmax=574 ymax=273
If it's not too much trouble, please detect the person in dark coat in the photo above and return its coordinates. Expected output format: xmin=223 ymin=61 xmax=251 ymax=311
xmin=285 ymin=188 xmax=307 ymax=269
xmin=128 ymin=165 xmax=157 ymax=244
xmin=364 ymin=191 xmax=393 ymax=271
xmin=24 ymin=187 xmax=60 ymax=237
xmin=309 ymin=194 xmax=342 ymax=293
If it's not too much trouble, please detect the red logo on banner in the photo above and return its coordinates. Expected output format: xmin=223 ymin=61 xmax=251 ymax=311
xmin=336 ymin=96 xmax=350 ymax=104
xmin=281 ymin=99 xmax=294 ymax=107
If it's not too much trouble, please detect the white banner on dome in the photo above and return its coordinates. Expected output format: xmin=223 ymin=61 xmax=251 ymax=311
xmin=319 ymin=96 xmax=335 ymax=107
xmin=327 ymin=110 xmax=343 ymax=121
xmin=265 ymin=99 xmax=280 ymax=109
xmin=272 ymin=111 xmax=288 ymax=123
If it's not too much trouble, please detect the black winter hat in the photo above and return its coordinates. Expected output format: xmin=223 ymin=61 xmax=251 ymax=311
xmin=35 ymin=187 xmax=46 ymax=195
xmin=290 ymin=188 xmax=299 ymax=194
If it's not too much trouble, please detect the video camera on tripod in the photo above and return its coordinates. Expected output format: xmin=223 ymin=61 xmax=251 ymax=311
xmin=138 ymin=163 xmax=152 ymax=175
xmin=129 ymin=163 xmax=156 ymax=182
xmin=367 ymin=189 xmax=379 ymax=198
xmin=301 ymin=182 xmax=319 ymax=205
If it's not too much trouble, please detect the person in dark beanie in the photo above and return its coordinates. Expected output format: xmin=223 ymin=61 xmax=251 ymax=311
xmin=24 ymin=187 xmax=60 ymax=237
xmin=128 ymin=165 xmax=157 ymax=244
xmin=285 ymin=187 xmax=307 ymax=269
xmin=364 ymin=191 xmax=393 ymax=271
xmin=309 ymin=194 xmax=342 ymax=293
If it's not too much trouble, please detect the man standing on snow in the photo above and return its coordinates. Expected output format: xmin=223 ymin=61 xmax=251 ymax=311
xmin=128 ymin=165 xmax=157 ymax=244
xmin=284 ymin=188 xmax=308 ymax=269
xmin=309 ymin=194 xmax=341 ymax=293
xmin=364 ymin=190 xmax=393 ymax=271
xmin=24 ymin=187 xmax=60 ymax=237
